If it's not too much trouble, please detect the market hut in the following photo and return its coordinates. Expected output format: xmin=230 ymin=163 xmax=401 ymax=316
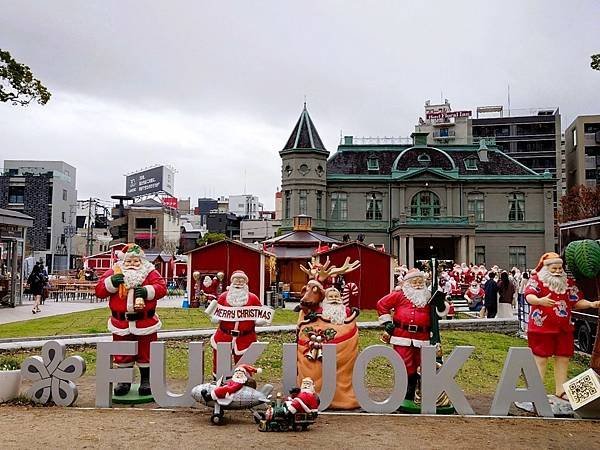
xmin=262 ymin=216 xmax=340 ymax=296
xmin=316 ymin=241 xmax=394 ymax=309
xmin=186 ymin=239 xmax=275 ymax=303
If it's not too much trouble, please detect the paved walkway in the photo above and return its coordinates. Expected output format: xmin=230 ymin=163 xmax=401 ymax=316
xmin=0 ymin=295 xmax=192 ymax=326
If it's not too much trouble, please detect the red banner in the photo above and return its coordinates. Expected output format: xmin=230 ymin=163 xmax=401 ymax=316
xmin=162 ymin=197 xmax=178 ymax=209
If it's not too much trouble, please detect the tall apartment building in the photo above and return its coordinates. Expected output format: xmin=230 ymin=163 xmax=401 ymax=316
xmin=471 ymin=107 xmax=561 ymax=177
xmin=565 ymin=115 xmax=600 ymax=190
xmin=0 ymin=160 xmax=77 ymax=271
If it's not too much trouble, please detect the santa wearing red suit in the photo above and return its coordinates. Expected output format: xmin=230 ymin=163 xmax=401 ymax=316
xmin=285 ymin=377 xmax=320 ymax=414
xmin=376 ymin=269 xmax=449 ymax=400
xmin=205 ymin=270 xmax=268 ymax=372
xmin=95 ymin=243 xmax=166 ymax=396
xmin=208 ymin=364 xmax=261 ymax=401
xmin=525 ymin=252 xmax=600 ymax=398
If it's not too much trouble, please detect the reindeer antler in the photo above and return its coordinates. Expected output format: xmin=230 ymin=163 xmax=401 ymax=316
xmin=300 ymin=257 xmax=333 ymax=279
xmin=318 ymin=257 xmax=360 ymax=281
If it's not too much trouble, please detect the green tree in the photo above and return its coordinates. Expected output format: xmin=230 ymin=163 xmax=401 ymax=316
xmin=592 ymin=54 xmax=600 ymax=71
xmin=1 ymin=49 xmax=51 ymax=106
xmin=197 ymin=232 xmax=227 ymax=246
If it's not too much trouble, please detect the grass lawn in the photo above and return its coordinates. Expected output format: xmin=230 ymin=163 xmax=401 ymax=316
xmin=0 ymin=308 xmax=381 ymax=339
xmin=0 ymin=330 xmax=590 ymax=395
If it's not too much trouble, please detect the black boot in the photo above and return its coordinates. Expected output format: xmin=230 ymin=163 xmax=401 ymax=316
xmin=138 ymin=367 xmax=151 ymax=396
xmin=200 ymin=389 xmax=212 ymax=403
xmin=114 ymin=382 xmax=131 ymax=396
xmin=405 ymin=374 xmax=419 ymax=401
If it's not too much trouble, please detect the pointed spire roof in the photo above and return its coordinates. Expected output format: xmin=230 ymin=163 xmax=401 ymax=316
xmin=281 ymin=103 xmax=328 ymax=154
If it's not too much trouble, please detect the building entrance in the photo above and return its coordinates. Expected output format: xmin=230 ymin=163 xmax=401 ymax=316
xmin=413 ymin=237 xmax=455 ymax=262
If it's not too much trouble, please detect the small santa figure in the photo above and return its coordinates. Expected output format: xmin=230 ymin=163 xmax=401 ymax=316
xmin=285 ymin=377 xmax=320 ymax=415
xmin=95 ymin=243 xmax=166 ymax=396
xmin=203 ymin=364 xmax=261 ymax=402
xmin=205 ymin=270 xmax=268 ymax=372
xmin=464 ymin=281 xmax=485 ymax=315
xmin=525 ymin=252 xmax=600 ymax=399
xmin=376 ymin=269 xmax=449 ymax=400
xmin=200 ymin=275 xmax=219 ymax=304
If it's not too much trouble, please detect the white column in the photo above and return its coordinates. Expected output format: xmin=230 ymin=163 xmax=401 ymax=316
xmin=408 ymin=236 xmax=414 ymax=269
xmin=467 ymin=235 xmax=476 ymax=265
xmin=459 ymin=236 xmax=467 ymax=264
xmin=399 ymin=236 xmax=407 ymax=265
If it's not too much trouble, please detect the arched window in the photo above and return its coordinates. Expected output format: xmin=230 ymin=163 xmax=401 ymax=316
xmin=410 ymin=191 xmax=441 ymax=218
xmin=366 ymin=192 xmax=383 ymax=221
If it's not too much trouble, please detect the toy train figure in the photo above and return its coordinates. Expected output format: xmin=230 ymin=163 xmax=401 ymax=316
xmin=257 ymin=378 xmax=319 ymax=432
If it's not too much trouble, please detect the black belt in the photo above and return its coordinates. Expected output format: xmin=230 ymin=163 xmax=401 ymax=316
xmin=112 ymin=309 xmax=155 ymax=321
xmin=219 ymin=326 xmax=253 ymax=337
xmin=393 ymin=320 xmax=429 ymax=333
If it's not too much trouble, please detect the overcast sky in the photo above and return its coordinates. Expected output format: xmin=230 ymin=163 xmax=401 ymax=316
xmin=1 ymin=1 xmax=599 ymax=210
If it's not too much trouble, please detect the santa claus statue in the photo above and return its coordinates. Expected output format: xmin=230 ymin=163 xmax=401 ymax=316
xmin=200 ymin=275 xmax=219 ymax=305
xmin=202 ymin=364 xmax=261 ymax=402
xmin=464 ymin=281 xmax=485 ymax=316
xmin=205 ymin=270 xmax=267 ymax=372
xmin=95 ymin=243 xmax=166 ymax=396
xmin=296 ymin=286 xmax=360 ymax=409
xmin=285 ymin=377 xmax=320 ymax=415
xmin=376 ymin=268 xmax=449 ymax=400
xmin=525 ymin=252 xmax=600 ymax=400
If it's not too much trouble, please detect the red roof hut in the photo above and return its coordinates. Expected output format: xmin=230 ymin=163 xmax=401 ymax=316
xmin=186 ymin=239 xmax=275 ymax=303
xmin=316 ymin=242 xmax=393 ymax=310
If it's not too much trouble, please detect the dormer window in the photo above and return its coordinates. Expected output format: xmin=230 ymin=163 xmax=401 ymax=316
xmin=464 ymin=157 xmax=478 ymax=171
xmin=417 ymin=153 xmax=431 ymax=166
xmin=367 ymin=156 xmax=379 ymax=172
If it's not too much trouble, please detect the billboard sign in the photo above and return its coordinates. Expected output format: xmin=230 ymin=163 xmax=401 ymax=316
xmin=125 ymin=166 xmax=175 ymax=197
xmin=162 ymin=197 xmax=178 ymax=209
xmin=425 ymin=110 xmax=472 ymax=120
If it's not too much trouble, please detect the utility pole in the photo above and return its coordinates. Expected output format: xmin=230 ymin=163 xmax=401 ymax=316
xmin=85 ymin=198 xmax=97 ymax=256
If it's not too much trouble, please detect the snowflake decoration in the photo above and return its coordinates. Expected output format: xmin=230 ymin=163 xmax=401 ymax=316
xmin=21 ymin=341 xmax=86 ymax=406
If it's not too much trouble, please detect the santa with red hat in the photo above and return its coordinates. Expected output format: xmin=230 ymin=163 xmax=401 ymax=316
xmin=95 ymin=243 xmax=167 ymax=396
xmin=207 ymin=364 xmax=262 ymax=401
xmin=376 ymin=268 xmax=450 ymax=401
xmin=205 ymin=270 xmax=267 ymax=372
xmin=285 ymin=377 xmax=320 ymax=414
xmin=525 ymin=252 xmax=600 ymax=399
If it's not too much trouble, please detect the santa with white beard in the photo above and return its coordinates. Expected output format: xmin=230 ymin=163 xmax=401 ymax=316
xmin=377 ymin=268 xmax=449 ymax=400
xmin=95 ymin=243 xmax=166 ymax=396
xmin=321 ymin=287 xmax=353 ymax=325
xmin=206 ymin=270 xmax=266 ymax=372
xmin=525 ymin=252 xmax=600 ymax=398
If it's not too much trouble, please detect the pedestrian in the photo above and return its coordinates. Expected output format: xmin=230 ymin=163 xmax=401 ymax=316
xmin=497 ymin=271 xmax=516 ymax=318
xmin=483 ymin=271 xmax=499 ymax=318
xmin=27 ymin=264 xmax=44 ymax=314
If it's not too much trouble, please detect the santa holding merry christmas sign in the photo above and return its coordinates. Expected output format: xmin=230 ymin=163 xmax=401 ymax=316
xmin=95 ymin=243 xmax=167 ymax=397
xmin=525 ymin=252 xmax=600 ymax=400
xmin=205 ymin=270 xmax=271 ymax=372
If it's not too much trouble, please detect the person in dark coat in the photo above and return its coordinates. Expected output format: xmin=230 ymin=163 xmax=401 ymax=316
xmin=483 ymin=272 xmax=499 ymax=318
xmin=27 ymin=264 xmax=44 ymax=314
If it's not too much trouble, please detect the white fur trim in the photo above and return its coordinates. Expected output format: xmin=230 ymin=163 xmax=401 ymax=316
xmin=436 ymin=302 xmax=450 ymax=317
xmin=256 ymin=367 xmax=262 ymax=374
xmin=389 ymin=336 xmax=430 ymax=347
xmin=145 ymin=285 xmax=156 ymax=301
xmin=291 ymin=397 xmax=315 ymax=413
xmin=137 ymin=362 xmax=150 ymax=368
xmin=127 ymin=288 xmax=134 ymax=313
xmin=205 ymin=299 xmax=218 ymax=316
xmin=378 ymin=314 xmax=393 ymax=324
xmin=210 ymin=389 xmax=219 ymax=401
xmin=543 ymin=258 xmax=563 ymax=266
xmin=107 ymin=317 xmax=162 ymax=336
xmin=404 ymin=270 xmax=425 ymax=281
xmin=285 ymin=400 xmax=297 ymax=414
xmin=104 ymin=277 xmax=118 ymax=294
xmin=114 ymin=362 xmax=134 ymax=368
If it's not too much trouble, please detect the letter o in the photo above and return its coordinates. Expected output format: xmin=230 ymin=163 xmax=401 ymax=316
xmin=352 ymin=345 xmax=407 ymax=413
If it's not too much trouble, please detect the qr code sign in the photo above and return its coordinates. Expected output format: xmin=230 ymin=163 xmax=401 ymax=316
xmin=567 ymin=374 xmax=598 ymax=405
